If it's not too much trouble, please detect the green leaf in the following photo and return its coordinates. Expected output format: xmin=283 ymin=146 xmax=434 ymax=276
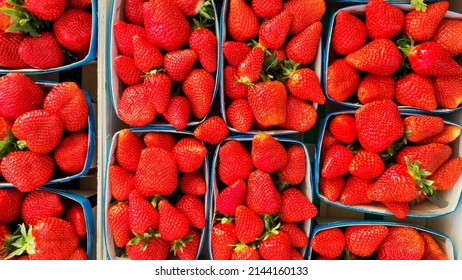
xmin=411 ymin=0 xmax=427 ymax=12
xmin=0 ymin=7 xmax=19 ymax=17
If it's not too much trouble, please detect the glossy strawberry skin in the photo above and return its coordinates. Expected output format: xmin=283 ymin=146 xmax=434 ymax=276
xmin=182 ymin=69 xmax=215 ymax=119
xmin=428 ymin=157 xmax=462 ymax=191
xmin=164 ymin=96 xmax=191 ymax=130
xmin=404 ymin=115 xmax=444 ymax=143
xmin=126 ymin=236 xmax=170 ymax=260
xmin=258 ymin=10 xmax=293 ymax=50
xmin=286 ymin=67 xmax=325 ymax=104
xmin=218 ymin=140 xmax=254 ymax=185
xmin=408 ymin=42 xmax=459 ymax=76
xmin=280 ymin=95 xmax=317 ymax=132
xmin=216 ymin=179 xmax=247 ymax=216
xmin=179 ymin=171 xmax=207 ymax=196
xmin=173 ymin=228 xmax=201 ymax=260
xmin=175 ymin=195 xmax=206 ymax=230
xmin=280 ymin=188 xmax=317 ymax=223
xmin=53 ymin=9 xmax=92 ymax=53
xmin=54 ymin=132 xmax=88 ymax=175
xmin=283 ymin=0 xmax=326 ymax=36
xmin=349 ymin=150 xmax=385 ymax=180
xmin=193 ymin=116 xmax=229 ymax=145
xmin=277 ymin=144 xmax=306 ymax=185
xmin=259 ymin=231 xmax=292 ymax=260
xmin=396 ymin=73 xmax=438 ymax=110
xmin=433 ymin=68 xmax=462 ymax=109
xmin=172 ymin=137 xmax=207 ymax=173
xmin=421 ymin=232 xmax=447 ymax=260
xmin=345 ymin=225 xmax=389 ymax=257
xmin=237 ymin=47 xmax=264 ymax=84
xmin=115 ymin=129 xmax=145 ymax=173
xmin=128 ymin=190 xmax=159 ymax=235
xmin=18 ymin=32 xmax=64 ymax=69
xmin=64 ymin=203 xmax=87 ymax=240
xmin=143 ymin=73 xmax=171 ymax=114
xmin=226 ymin=99 xmax=254 ymax=132
xmin=189 ymin=28 xmax=217 ymax=73
xmin=143 ymin=132 xmax=176 ymax=151
xmin=133 ymin=35 xmax=163 ymax=73
xmin=329 ymin=114 xmax=357 ymax=144
xmin=113 ymin=20 xmax=145 ymax=57
xmin=117 ymin=84 xmax=157 ymax=127
xmin=421 ymin=125 xmax=461 ymax=145
xmin=327 ymin=59 xmax=360 ymax=102
xmin=311 ymin=228 xmax=345 ymax=259
xmin=0 ymin=188 xmax=24 ymax=224
xmin=0 ymin=31 xmax=28 ymax=69
xmin=107 ymin=202 xmax=132 ymax=248
xmin=432 ymin=19 xmax=462 ymax=57
xmin=252 ymin=0 xmax=282 ymax=18
xmin=280 ymin=223 xmax=308 ymax=248
xmin=158 ymin=200 xmax=190 ymax=242
xmin=396 ymin=143 xmax=452 ymax=174
xmin=357 ymin=74 xmax=395 ymax=105
xmin=114 ymin=55 xmax=144 ymax=86
xmin=21 ymin=190 xmax=64 ymax=227
xmin=227 ymin=0 xmax=259 ymax=42
xmin=320 ymin=176 xmax=345 ymax=202
xmin=332 ymin=10 xmax=367 ymax=55
xmin=404 ymin=1 xmax=448 ymax=42
xmin=365 ymin=0 xmax=404 ymax=40
xmin=286 ymin=21 xmax=322 ymax=65
xmin=321 ymin=144 xmax=354 ymax=179
xmin=163 ymin=49 xmax=197 ymax=83
xmin=123 ymin=0 xmax=145 ymax=25
xmin=251 ymin=133 xmax=288 ymax=174
xmin=232 ymin=244 xmax=261 ymax=260
xmin=248 ymin=80 xmax=287 ymax=127
xmin=339 ymin=176 xmax=374 ymax=206
xmin=222 ymin=41 xmax=252 ymax=67
xmin=235 ymin=205 xmax=264 ymax=244
xmin=211 ymin=221 xmax=238 ymax=260
xmin=246 ymin=170 xmax=282 ymax=216
xmin=378 ymin=226 xmax=425 ymax=260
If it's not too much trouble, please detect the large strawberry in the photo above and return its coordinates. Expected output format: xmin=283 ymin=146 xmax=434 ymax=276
xmin=179 ymin=171 xmax=207 ymax=196
xmin=216 ymin=179 xmax=247 ymax=216
xmin=286 ymin=21 xmax=322 ymax=65
xmin=283 ymin=0 xmax=325 ymax=36
xmin=432 ymin=19 xmax=462 ymax=57
xmin=396 ymin=143 xmax=452 ymax=174
xmin=163 ymin=49 xmax=197 ymax=83
xmin=24 ymin=0 xmax=66 ymax=21
xmin=114 ymin=55 xmax=144 ymax=86
xmin=277 ymin=144 xmax=306 ymax=186
xmin=332 ymin=10 xmax=367 ymax=55
xmin=345 ymin=225 xmax=389 ymax=257
xmin=321 ymin=144 xmax=354 ymax=179
xmin=143 ymin=72 xmax=171 ymax=114
xmin=115 ymin=129 xmax=145 ymax=173
xmin=227 ymin=0 xmax=259 ymax=42
xmin=189 ymin=25 xmax=217 ymax=73
xmin=0 ymin=188 xmax=23 ymax=224
xmin=226 ymin=99 xmax=254 ymax=132
xmin=429 ymin=157 xmax=462 ymax=191
xmin=310 ymin=227 xmax=345 ymax=259
xmin=182 ymin=69 xmax=215 ymax=119
xmin=0 ymin=31 xmax=28 ymax=69
xmin=113 ymin=20 xmax=145 ymax=57
xmin=218 ymin=140 xmax=254 ymax=185
xmin=259 ymin=231 xmax=292 ymax=260
xmin=280 ymin=188 xmax=317 ymax=223
xmin=403 ymin=115 xmax=444 ymax=143
xmin=339 ymin=176 xmax=374 ymax=206
xmin=258 ymin=10 xmax=293 ymax=50
xmin=326 ymin=59 xmax=360 ymax=102
xmin=64 ymin=203 xmax=87 ymax=240
xmin=378 ymin=226 xmax=425 ymax=260
xmin=235 ymin=205 xmax=264 ymax=244
xmin=128 ymin=189 xmax=159 ymax=235
xmin=283 ymin=62 xmax=325 ymax=104
xmin=211 ymin=220 xmax=237 ymax=260
xmin=158 ymin=200 xmax=190 ymax=242
xmin=246 ymin=170 xmax=282 ymax=215
xmin=53 ymin=132 xmax=88 ymax=174
xmin=175 ymin=194 xmax=205 ymax=230
xmin=172 ymin=137 xmax=207 ymax=173
xmin=21 ymin=190 xmax=64 ymax=226
xmin=251 ymin=133 xmax=288 ymax=174
xmin=107 ymin=202 xmax=132 ymax=248
xmin=53 ymin=9 xmax=92 ymax=53
xmin=18 ymin=32 xmax=64 ymax=69
xmin=247 ymin=80 xmax=287 ymax=127
xmin=132 ymin=35 xmax=163 ymax=73
xmin=365 ymin=0 xmax=404 ymax=40
xmin=404 ymin=1 xmax=448 ymax=42
xmin=193 ymin=116 xmax=229 ymax=145
xmin=357 ymin=74 xmax=395 ymax=105
xmin=163 ymin=96 xmax=191 ymax=130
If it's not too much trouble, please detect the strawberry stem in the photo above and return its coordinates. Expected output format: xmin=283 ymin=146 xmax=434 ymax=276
xmin=2 ymin=0 xmax=48 ymax=36
xmin=404 ymin=157 xmax=436 ymax=198
xmin=411 ymin=0 xmax=427 ymax=12
xmin=4 ymin=223 xmax=35 ymax=259
xmin=171 ymin=234 xmax=194 ymax=255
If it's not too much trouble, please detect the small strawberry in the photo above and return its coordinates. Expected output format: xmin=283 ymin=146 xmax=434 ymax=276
xmin=421 ymin=232 xmax=447 ymax=260
xmin=218 ymin=140 xmax=254 ymax=185
xmin=283 ymin=0 xmax=325 ymax=36
xmin=117 ymin=84 xmax=157 ymax=127
xmin=251 ymin=133 xmax=287 ymax=174
xmin=64 ymin=203 xmax=87 ymax=240
xmin=378 ymin=226 xmax=425 ymax=260
xmin=280 ymin=96 xmax=317 ymax=132
xmin=321 ymin=144 xmax=354 ymax=179
xmin=176 ymin=195 xmax=206 ymax=230
xmin=349 ymin=150 xmax=385 ymax=180
xmin=53 ymin=132 xmax=88 ymax=174
xmin=395 ymin=73 xmax=437 ymax=110
xmin=132 ymin=35 xmax=163 ymax=73
xmin=0 ymin=31 xmax=28 ymax=69
xmin=231 ymin=243 xmax=260 ymax=260
xmin=277 ymin=144 xmax=306 ymax=186
xmin=114 ymin=55 xmax=144 ymax=86
xmin=163 ymin=49 xmax=197 ymax=83
xmin=339 ymin=176 xmax=374 ymax=206
xmin=280 ymin=188 xmax=317 ymax=223
xmin=172 ymin=137 xmax=207 ymax=173
xmin=404 ymin=115 xmax=444 ymax=143
xmin=211 ymin=221 xmax=238 ymax=260
xmin=283 ymin=62 xmax=325 ymax=104
xmin=246 ymin=170 xmax=282 ymax=215
xmin=357 ymin=74 xmax=395 ymax=105
xmin=174 ymin=0 xmax=208 ymax=17
xmin=311 ymin=228 xmax=345 ymax=259
xmin=237 ymin=47 xmax=264 ymax=85
xmin=345 ymin=225 xmax=389 ymax=257
xmin=432 ymin=19 xmax=462 ymax=57
xmin=182 ymin=69 xmax=215 ymax=119
xmin=365 ymin=0 xmax=405 ymax=40
xmin=259 ymin=231 xmax=292 ymax=260
xmin=143 ymin=132 xmax=176 ymax=151
xmin=123 ymin=0 xmax=145 ymax=25
xmin=235 ymin=205 xmax=264 ymax=244
xmin=68 ymin=246 xmax=88 ymax=260
xmin=329 ymin=114 xmax=357 ymax=144
xmin=420 ymin=124 xmax=461 ymax=145
xmin=128 ymin=190 xmax=159 ymax=235
xmin=428 ymin=157 xmax=462 ymax=191
xmin=158 ymin=200 xmax=190 ymax=242
xmin=382 ymin=201 xmax=409 ymax=219
xmin=396 ymin=143 xmax=452 ymax=174
xmin=326 ymin=59 xmax=360 ymax=102
xmin=18 ymin=32 xmax=64 ymax=69
xmin=226 ymin=99 xmax=254 ymax=132
xmin=0 ymin=188 xmax=24 ymax=224
xmin=224 ymin=66 xmax=248 ymax=100
xmin=331 ymin=10 xmax=367 ymax=55
xmin=115 ymin=129 xmax=145 ymax=173
xmin=227 ymin=0 xmax=259 ymax=42
xmin=405 ymin=1 xmax=448 ymax=42
xmin=143 ymin=72 xmax=171 ymax=114
xmin=53 ymin=9 xmax=92 ymax=53
xmin=24 ymin=0 xmax=65 ymax=21
xmin=179 ymin=171 xmax=207 ymax=196
xmin=163 ymin=96 xmax=191 ymax=130
xmin=320 ymin=176 xmax=346 ymax=202
xmin=21 ymin=190 xmax=64 ymax=226
xmin=172 ymin=228 xmax=201 ymax=260
xmin=216 ymin=179 xmax=247 ymax=216
xmin=433 ymin=68 xmax=462 ymax=109
xmin=107 ymin=202 xmax=132 ymax=248
xmin=113 ymin=20 xmax=145 ymax=57
xmin=252 ymin=0 xmax=282 ymax=19
xmin=222 ymin=41 xmax=252 ymax=68
xmin=193 ymin=116 xmax=229 ymax=145
xmin=126 ymin=234 xmax=170 ymax=260
xmin=280 ymin=223 xmax=308 ymax=248
xmin=258 ymin=10 xmax=293 ymax=50
xmin=286 ymin=21 xmax=322 ymax=65
xmin=247 ymin=80 xmax=287 ymax=127
xmin=189 ymin=26 xmax=217 ymax=73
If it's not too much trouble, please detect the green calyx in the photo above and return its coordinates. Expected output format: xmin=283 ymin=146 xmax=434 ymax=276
xmin=198 ymin=0 xmax=215 ymax=21
xmin=150 ymin=195 xmax=166 ymax=208
xmin=0 ymin=0 xmax=48 ymax=37
xmin=231 ymin=242 xmax=256 ymax=252
xmin=128 ymin=229 xmax=160 ymax=251
xmin=281 ymin=60 xmax=300 ymax=80
xmin=260 ymin=214 xmax=281 ymax=241
xmin=0 ymin=130 xmax=26 ymax=159
xmin=4 ymin=223 xmax=35 ymax=259
xmin=380 ymin=139 xmax=407 ymax=163
xmin=405 ymin=156 xmax=436 ymax=197
xmin=411 ymin=0 xmax=427 ymax=12
xmin=397 ymin=35 xmax=415 ymax=58
xmin=171 ymin=234 xmax=194 ymax=255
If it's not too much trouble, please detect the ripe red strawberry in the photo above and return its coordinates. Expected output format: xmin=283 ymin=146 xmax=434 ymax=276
xmin=194 ymin=116 xmax=229 ymax=145
xmin=378 ymin=226 xmax=425 ymax=260
xmin=283 ymin=0 xmax=325 ymax=36
xmin=248 ymin=80 xmax=287 ymax=127
xmin=339 ymin=176 xmax=374 ymax=206
xmin=0 ymin=73 xmax=44 ymax=122
xmin=158 ymin=200 xmax=190 ymax=242
xmin=189 ymin=27 xmax=217 ymax=73
xmin=18 ymin=32 xmax=64 ymax=69
xmin=68 ymin=246 xmax=88 ymax=260
xmin=163 ymin=96 xmax=191 ymax=130
xmin=135 ymin=147 xmax=178 ymax=197
xmin=179 ymin=171 xmax=207 ymax=196
xmin=172 ymin=137 xmax=207 ymax=173
xmin=252 ymin=0 xmax=282 ymax=18
xmin=107 ymin=202 xmax=132 ymax=248
xmin=355 ymin=100 xmax=404 ymax=153
xmin=182 ymin=69 xmax=215 ymax=119
xmin=227 ymin=0 xmax=259 ymax=42
xmin=329 ymin=114 xmax=357 ymax=144
xmin=224 ymin=66 xmax=248 ymax=100
xmin=235 ymin=205 xmax=264 ymax=244
xmin=128 ymin=189 xmax=159 ymax=235
xmin=421 ymin=232 xmax=447 ymax=260
xmin=176 ymin=195 xmax=205 ymax=230
xmin=0 ymin=151 xmax=54 ymax=192
xmin=284 ymin=65 xmax=325 ymax=104
xmin=143 ymin=0 xmax=190 ymax=51
xmin=0 ymin=31 xmax=28 ymax=69
xmin=143 ymin=132 xmax=176 ymax=151
xmin=118 ymin=84 xmax=157 ymax=127
xmin=365 ymin=0 xmax=405 ymax=40
xmin=163 ymin=49 xmax=197 ymax=83
xmin=432 ymin=19 xmax=462 ymax=57
xmin=280 ymin=188 xmax=317 ymax=223
xmin=405 ymin=1 xmax=448 ymax=42
xmin=64 ymin=203 xmax=87 ymax=240
xmin=211 ymin=221 xmax=238 ymax=260
xmin=321 ymin=144 xmax=354 ymax=179
xmin=53 ymin=132 xmax=88 ymax=174
xmin=172 ymin=228 xmax=201 ymax=260
xmin=428 ymin=157 xmax=462 ymax=191
xmin=357 ymin=74 xmax=395 ymax=105
xmin=421 ymin=124 xmax=461 ymax=145
xmin=404 ymin=115 xmax=444 ymax=143
xmin=24 ymin=0 xmax=65 ymax=21
xmin=0 ymin=188 xmax=23 ymax=224
xmin=143 ymin=72 xmax=171 ymax=114
xmin=231 ymin=243 xmax=260 ymax=260
xmin=286 ymin=21 xmax=322 ymax=65
xmin=277 ymin=144 xmax=306 ymax=186
xmin=222 ymin=41 xmax=251 ymax=67
xmin=326 ymin=59 xmax=360 ymax=102
xmin=113 ymin=20 xmax=145 ymax=57
xmin=53 ymin=9 xmax=92 ymax=53
xmin=126 ymin=235 xmax=170 ymax=260
xmin=132 ymin=35 xmax=163 ymax=72
xmin=405 ymin=41 xmax=459 ymax=76
xmin=395 ymin=73 xmax=437 ymax=110
xmin=433 ymin=68 xmax=462 ymax=109
xmin=114 ymin=55 xmax=144 ymax=86
xmin=259 ymin=231 xmax=292 ymax=260
xmin=345 ymin=225 xmax=389 ymax=257
xmin=280 ymin=223 xmax=308 ymax=248
xmin=251 ymin=133 xmax=287 ymax=173
xmin=396 ymin=143 xmax=452 ymax=174
xmin=332 ymin=10 xmax=367 ymax=55
xmin=246 ymin=170 xmax=282 ymax=215
xmin=345 ymin=38 xmax=402 ymax=76
xmin=123 ymin=0 xmax=144 ymax=25
xmin=258 ymin=10 xmax=293 ymax=50
xmin=21 ymin=190 xmax=64 ymax=226
xmin=281 ymin=96 xmax=317 ymax=132
xmin=311 ymin=228 xmax=345 ymax=259
xmin=382 ymin=201 xmax=409 ymax=219
xmin=216 ymin=179 xmax=247 ymax=216
xmin=218 ymin=140 xmax=253 ymax=185
xmin=115 ymin=129 xmax=145 ymax=173
xmin=320 ymin=176 xmax=345 ymax=202
xmin=237 ymin=47 xmax=264 ymax=84
xmin=349 ymin=150 xmax=385 ymax=180
xmin=226 ymin=99 xmax=254 ymax=132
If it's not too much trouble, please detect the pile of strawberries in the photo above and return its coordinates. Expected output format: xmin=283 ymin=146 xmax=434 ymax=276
xmin=327 ymin=0 xmax=462 ymax=111
xmin=0 ymin=188 xmax=88 ymax=260
xmin=222 ymin=0 xmax=325 ymax=132
xmin=106 ymin=129 xmax=208 ymax=260
xmin=319 ymin=99 xmax=462 ymax=218
xmin=0 ymin=0 xmax=93 ymax=70
xmin=210 ymin=133 xmax=317 ymax=260
xmin=112 ymin=0 xmax=218 ymax=129
xmin=0 ymin=73 xmax=90 ymax=192
xmin=310 ymin=224 xmax=448 ymax=260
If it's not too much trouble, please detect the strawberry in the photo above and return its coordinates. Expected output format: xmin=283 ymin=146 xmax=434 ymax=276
xmin=163 ymin=96 xmax=191 ymax=130
xmin=123 ymin=0 xmax=144 ymax=25
xmin=143 ymin=0 xmax=190 ymax=51
xmin=68 ymin=246 xmax=88 ymax=260
xmin=0 ymin=151 xmax=54 ymax=192
xmin=163 ymin=49 xmax=197 ymax=83
xmin=0 ymin=188 xmax=23 ymax=224
xmin=283 ymin=0 xmax=325 ymax=36
xmin=0 ymin=31 xmax=28 ymax=69
xmin=158 ymin=200 xmax=190 ymax=242
xmin=252 ymin=0 xmax=282 ymax=19
xmin=357 ymin=74 xmax=395 ymax=105
xmin=24 ymin=0 xmax=65 ymax=21
xmin=222 ymin=41 xmax=252 ymax=67
xmin=189 ymin=27 xmax=217 ymax=73
xmin=258 ymin=10 xmax=293 ymax=50
xmin=179 ymin=171 xmax=207 ymax=196
xmin=176 ymin=195 xmax=205 ymax=230
xmin=118 ymin=84 xmax=157 ymax=127
xmin=259 ymin=231 xmax=292 ymax=260
xmin=428 ymin=157 xmax=462 ymax=191
xmin=403 ymin=115 xmax=444 ymax=143
xmin=218 ymin=140 xmax=253 ymax=185
xmin=143 ymin=72 xmax=171 ymax=114
xmin=421 ymin=124 xmax=461 ymax=145
xmin=286 ymin=21 xmax=322 ymax=65
xmin=172 ymin=137 xmax=207 ymax=173
xmin=378 ymin=226 xmax=425 ymax=260
xmin=433 ymin=68 xmax=462 ymax=109
xmin=226 ymin=99 xmax=254 ymax=132
xmin=53 ymin=9 xmax=92 ymax=53
xmin=395 ymin=73 xmax=437 ymax=110
xmin=280 ymin=223 xmax=308 ymax=248
xmin=251 ymin=133 xmax=287 ymax=174
xmin=421 ymin=232 xmax=447 ymax=260
xmin=284 ymin=64 xmax=325 ymax=104
xmin=291 ymin=248 xmax=304 ymax=260
xmin=216 ymin=179 xmax=247 ymax=216
xmin=329 ymin=114 xmax=357 ymax=144
xmin=396 ymin=143 xmax=452 ymax=174
xmin=355 ymin=100 xmax=404 ymax=153
xmin=345 ymin=225 xmax=389 ymax=257
xmin=405 ymin=1 xmax=448 ymax=42
xmin=365 ymin=0 xmax=405 ymax=40
xmin=280 ymin=188 xmax=317 ymax=223
xmin=345 ymin=38 xmax=402 ymax=76
xmin=339 ymin=176 xmax=374 ymax=206
xmin=235 ymin=205 xmax=264 ymax=244
xmin=237 ymin=47 xmax=264 ymax=84
xmin=115 ymin=129 xmax=145 ymax=173
xmin=277 ymin=144 xmax=306 ymax=186
xmin=43 ymin=81 xmax=89 ymax=132
xmin=331 ymin=10 xmax=367 ymax=55
xmin=53 ymin=132 xmax=88 ymax=174
xmin=246 ymin=170 xmax=282 ymax=215
xmin=224 ymin=66 xmax=248 ymax=100
xmin=227 ymin=0 xmax=259 ymax=42
xmin=0 ymin=117 xmax=11 ymax=140
xmin=114 ymin=55 xmax=144 ymax=86
xmin=432 ymin=19 xmax=462 ymax=57
xmin=211 ymin=221 xmax=238 ymax=260
xmin=193 ymin=116 xmax=229 ymax=145
xmin=18 ymin=32 xmax=64 ymax=69
xmin=248 ymin=80 xmax=287 ymax=127
xmin=21 ymin=190 xmax=64 ymax=226
xmin=64 ymin=203 xmax=87 ymax=240
xmin=321 ymin=144 xmax=354 ymax=179
xmin=174 ymin=0 xmax=207 ymax=17
xmin=132 ymin=35 xmax=163 ymax=72
xmin=113 ymin=20 xmax=145 ymax=57
xmin=280 ymin=96 xmax=317 ymax=132
xmin=349 ymin=150 xmax=385 ymax=180
xmin=135 ymin=147 xmax=178 ymax=197
xmin=319 ymin=176 xmax=345 ymax=202
xmin=107 ymin=202 xmax=132 ymax=248
xmin=381 ymin=201 xmax=409 ymax=219
xmin=0 ymin=73 xmax=44 ymax=122
xmin=311 ymin=228 xmax=345 ymax=259
xmin=231 ymin=243 xmax=260 ymax=260
xmin=172 ymin=228 xmax=201 ymax=260
xmin=326 ymin=59 xmax=360 ymax=102
xmin=182 ymin=69 xmax=215 ymax=119
xmin=128 ymin=190 xmax=159 ymax=235
xmin=126 ymin=234 xmax=170 ymax=260
xmin=143 ymin=132 xmax=176 ymax=151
